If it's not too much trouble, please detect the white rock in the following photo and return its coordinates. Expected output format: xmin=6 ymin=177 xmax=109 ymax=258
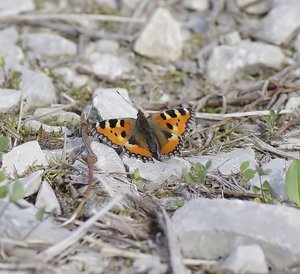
xmin=219 ymin=245 xmax=269 ymax=274
xmin=95 ymin=39 xmax=119 ymax=54
xmin=134 ymin=8 xmax=182 ymax=62
xmin=23 ymin=32 xmax=77 ymax=56
xmin=52 ymin=67 xmax=89 ymax=88
xmin=206 ymin=41 xmax=286 ymax=87
xmin=0 ymin=27 xmax=19 ymax=44
xmin=172 ymin=198 xmax=300 ymax=269
xmin=123 ymin=156 xmax=191 ymax=190
xmin=259 ymin=0 xmax=300 ymax=45
xmin=236 ymin=0 xmax=271 ymax=15
xmin=219 ymin=31 xmax=242 ymax=46
xmin=24 ymin=120 xmax=70 ymax=135
xmin=0 ymin=89 xmax=21 ymax=113
xmin=93 ymin=88 xmax=137 ymax=119
xmin=250 ymin=158 xmax=290 ymax=200
xmin=19 ymin=170 xmax=43 ymax=197
xmin=33 ymin=107 xmax=81 ymax=124
xmin=91 ymin=142 xmax=125 ymax=173
xmin=0 ymin=0 xmax=34 ymax=15
xmin=286 ymin=96 xmax=300 ymax=110
xmin=35 ymin=181 xmax=62 ymax=215
xmin=0 ymin=37 xmax=24 ymax=68
xmin=89 ymin=53 xmax=133 ymax=80
xmin=183 ymin=0 xmax=210 ymax=12
xmin=188 ymin=147 xmax=256 ymax=176
xmin=17 ymin=67 xmax=56 ymax=109
xmin=2 ymin=141 xmax=48 ymax=178
xmin=94 ymin=0 xmax=117 ymax=9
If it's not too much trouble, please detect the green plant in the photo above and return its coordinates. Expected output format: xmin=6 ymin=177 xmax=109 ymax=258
xmin=132 ymin=168 xmax=141 ymax=184
xmin=265 ymin=108 xmax=281 ymax=136
xmin=240 ymin=161 xmax=272 ymax=203
xmin=285 ymin=160 xmax=300 ymax=207
xmin=182 ymin=160 xmax=212 ymax=184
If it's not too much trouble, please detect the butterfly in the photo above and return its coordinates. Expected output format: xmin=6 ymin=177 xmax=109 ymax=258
xmin=94 ymin=108 xmax=194 ymax=162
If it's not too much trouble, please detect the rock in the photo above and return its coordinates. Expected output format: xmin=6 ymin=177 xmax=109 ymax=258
xmin=134 ymin=8 xmax=182 ymax=62
xmin=172 ymin=198 xmax=300 ymax=269
xmin=91 ymin=141 xmax=125 ymax=173
xmin=219 ymin=31 xmax=242 ymax=46
xmin=218 ymin=244 xmax=269 ymax=274
xmin=183 ymin=0 xmax=210 ymax=12
xmin=188 ymin=147 xmax=256 ymax=176
xmin=33 ymin=107 xmax=81 ymax=124
xmin=52 ymin=67 xmax=89 ymax=88
xmin=258 ymin=0 xmax=300 ymax=45
xmin=206 ymin=41 xmax=286 ymax=87
xmin=2 ymin=141 xmax=48 ymax=178
xmin=250 ymin=158 xmax=290 ymax=200
xmin=0 ymin=36 xmax=24 ymax=69
xmin=17 ymin=67 xmax=56 ymax=109
xmin=19 ymin=170 xmax=43 ymax=197
xmin=23 ymin=32 xmax=77 ymax=56
xmin=0 ymin=0 xmax=34 ymax=15
xmin=24 ymin=120 xmax=70 ymax=135
xmin=95 ymin=39 xmax=119 ymax=54
xmin=286 ymin=96 xmax=300 ymax=110
xmin=88 ymin=53 xmax=133 ymax=80
xmin=236 ymin=0 xmax=271 ymax=15
xmin=0 ymin=89 xmax=21 ymax=113
xmin=35 ymin=181 xmax=62 ymax=215
xmin=133 ymin=256 xmax=168 ymax=274
xmin=93 ymin=88 xmax=137 ymax=119
xmin=94 ymin=0 xmax=118 ymax=9
xmin=0 ymin=27 xmax=19 ymax=44
xmin=123 ymin=156 xmax=191 ymax=190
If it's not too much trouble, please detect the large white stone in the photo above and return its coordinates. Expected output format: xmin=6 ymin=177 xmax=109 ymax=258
xmin=23 ymin=32 xmax=77 ymax=56
xmin=23 ymin=120 xmax=70 ymax=135
xmin=236 ymin=0 xmax=271 ymax=15
xmin=93 ymin=88 xmax=137 ymax=119
xmin=0 ymin=89 xmax=21 ymax=113
xmin=0 ymin=0 xmax=34 ymax=15
xmin=206 ymin=41 xmax=286 ymax=87
xmin=2 ymin=141 xmax=48 ymax=178
xmin=134 ymin=8 xmax=182 ymax=62
xmin=19 ymin=170 xmax=43 ymax=197
xmin=35 ymin=181 xmax=62 ymax=215
xmin=259 ymin=0 xmax=300 ymax=45
xmin=33 ymin=107 xmax=80 ymax=124
xmin=172 ymin=198 xmax=300 ymax=269
xmin=183 ymin=0 xmax=210 ymax=11
xmin=0 ymin=37 xmax=24 ymax=68
xmin=52 ymin=67 xmax=88 ymax=88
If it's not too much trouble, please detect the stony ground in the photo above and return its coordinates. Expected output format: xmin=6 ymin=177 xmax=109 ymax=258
xmin=1 ymin=0 xmax=300 ymax=273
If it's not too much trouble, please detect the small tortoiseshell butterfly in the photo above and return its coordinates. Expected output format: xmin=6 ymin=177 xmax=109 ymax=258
xmin=94 ymin=108 xmax=194 ymax=162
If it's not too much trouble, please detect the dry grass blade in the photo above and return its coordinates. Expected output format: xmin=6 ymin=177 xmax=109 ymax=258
xmin=36 ymin=195 xmax=123 ymax=262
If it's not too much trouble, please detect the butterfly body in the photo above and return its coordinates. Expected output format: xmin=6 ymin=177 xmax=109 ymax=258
xmin=95 ymin=108 xmax=194 ymax=162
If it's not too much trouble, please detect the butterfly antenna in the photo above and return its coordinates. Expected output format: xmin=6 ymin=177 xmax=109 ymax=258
xmin=116 ymin=90 xmax=143 ymax=112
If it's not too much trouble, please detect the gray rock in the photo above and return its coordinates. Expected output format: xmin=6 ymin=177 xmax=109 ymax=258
xmin=33 ymin=107 xmax=81 ymax=124
xmin=286 ymin=96 xmax=300 ymax=110
xmin=236 ymin=0 xmax=271 ymax=15
xmin=0 ymin=0 xmax=34 ymax=15
xmin=218 ymin=244 xmax=269 ymax=274
xmin=188 ymin=147 xmax=256 ymax=176
xmin=123 ymin=156 xmax=191 ymax=190
xmin=93 ymin=88 xmax=137 ymax=119
xmin=219 ymin=31 xmax=242 ymax=46
xmin=88 ymin=52 xmax=133 ymax=80
xmin=19 ymin=170 xmax=43 ymax=197
xmin=2 ymin=141 xmax=48 ymax=178
xmin=0 ymin=88 xmax=21 ymax=113
xmin=172 ymin=198 xmax=300 ymax=269
xmin=133 ymin=256 xmax=168 ymax=274
xmin=95 ymin=39 xmax=119 ymax=54
xmin=259 ymin=0 xmax=300 ymax=45
xmin=52 ymin=67 xmax=89 ymax=88
xmin=183 ymin=0 xmax=210 ymax=11
xmin=0 ymin=27 xmax=19 ymax=44
xmin=250 ymin=158 xmax=290 ymax=200
xmin=23 ymin=32 xmax=77 ymax=56
xmin=0 ymin=36 xmax=24 ymax=69
xmin=206 ymin=41 xmax=286 ymax=87
xmin=24 ymin=120 xmax=70 ymax=135
xmin=17 ymin=67 xmax=56 ymax=109
xmin=134 ymin=8 xmax=182 ymax=62
xmin=35 ymin=181 xmax=62 ymax=215
xmin=91 ymin=141 xmax=125 ymax=173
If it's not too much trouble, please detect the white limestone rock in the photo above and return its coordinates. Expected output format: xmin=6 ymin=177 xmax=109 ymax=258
xmin=33 ymin=107 xmax=80 ymax=124
xmin=19 ymin=170 xmax=43 ymax=197
xmin=2 ymin=141 xmax=48 ymax=178
xmin=0 ymin=89 xmax=21 ymax=113
xmin=0 ymin=0 xmax=34 ymax=15
xmin=219 ymin=245 xmax=269 ymax=274
xmin=24 ymin=120 xmax=70 ymax=135
xmin=183 ymin=0 xmax=210 ymax=12
xmin=0 ymin=36 xmax=24 ymax=69
xmin=23 ymin=32 xmax=77 ymax=56
xmin=172 ymin=198 xmax=300 ymax=269
xmin=134 ymin=8 xmax=182 ymax=62
xmin=0 ymin=27 xmax=19 ymax=44
xmin=236 ymin=0 xmax=271 ymax=15
xmin=95 ymin=39 xmax=119 ymax=54
xmin=35 ymin=181 xmax=62 ymax=215
xmin=93 ymin=88 xmax=137 ymax=119
xmin=206 ymin=41 xmax=286 ymax=87
xmin=52 ymin=67 xmax=89 ymax=88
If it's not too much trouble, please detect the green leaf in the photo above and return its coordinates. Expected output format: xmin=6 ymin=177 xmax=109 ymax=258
xmin=244 ymin=169 xmax=256 ymax=180
xmin=182 ymin=169 xmax=197 ymax=184
xmin=205 ymin=160 xmax=212 ymax=170
xmin=194 ymin=163 xmax=204 ymax=173
xmin=252 ymin=185 xmax=261 ymax=194
xmin=262 ymin=180 xmax=271 ymax=196
xmin=9 ymin=181 xmax=24 ymax=203
xmin=276 ymin=108 xmax=281 ymax=115
xmin=269 ymin=109 xmax=275 ymax=117
xmin=133 ymin=168 xmax=140 ymax=180
xmin=0 ymin=136 xmax=9 ymax=152
xmin=36 ymin=207 xmax=45 ymax=221
xmin=0 ymin=185 xmax=8 ymax=198
xmin=257 ymin=167 xmax=271 ymax=176
xmin=285 ymin=160 xmax=300 ymax=206
xmin=240 ymin=161 xmax=250 ymax=172
xmin=0 ymin=171 xmax=5 ymax=183
xmin=0 ymin=56 xmax=5 ymax=67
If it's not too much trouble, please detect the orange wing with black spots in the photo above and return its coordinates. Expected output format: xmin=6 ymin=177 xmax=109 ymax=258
xmin=152 ymin=108 xmax=194 ymax=136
